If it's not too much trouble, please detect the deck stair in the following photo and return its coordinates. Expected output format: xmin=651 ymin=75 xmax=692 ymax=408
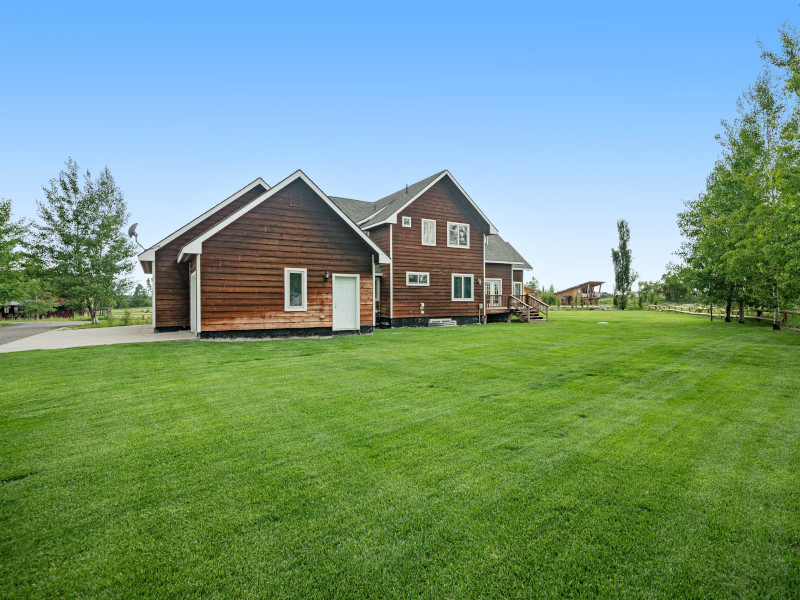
xmin=509 ymin=294 xmax=549 ymax=323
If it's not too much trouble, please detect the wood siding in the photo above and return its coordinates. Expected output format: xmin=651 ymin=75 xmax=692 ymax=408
xmin=485 ymin=263 xmax=513 ymax=297
xmin=389 ymin=178 xmax=489 ymax=319
xmin=199 ymin=179 xmax=374 ymax=331
xmin=154 ymin=184 xmax=268 ymax=329
xmin=369 ymin=225 xmax=392 ymax=317
xmin=513 ymin=269 xmax=523 ymax=283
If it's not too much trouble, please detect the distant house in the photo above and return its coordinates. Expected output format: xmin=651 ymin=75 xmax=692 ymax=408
xmin=0 ymin=301 xmax=21 ymax=319
xmin=555 ymin=281 xmax=605 ymax=306
xmin=1 ymin=299 xmax=75 ymax=319
xmin=138 ymin=169 xmax=543 ymax=337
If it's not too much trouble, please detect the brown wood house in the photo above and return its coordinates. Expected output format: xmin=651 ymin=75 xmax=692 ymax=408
xmin=138 ymin=169 xmax=542 ymax=337
xmin=138 ymin=171 xmax=389 ymax=337
xmin=332 ymin=170 xmax=544 ymax=325
xmin=555 ymin=281 xmax=605 ymax=306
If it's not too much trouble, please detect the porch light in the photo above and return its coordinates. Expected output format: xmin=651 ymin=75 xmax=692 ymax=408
xmin=324 ymin=270 xmax=330 ymax=282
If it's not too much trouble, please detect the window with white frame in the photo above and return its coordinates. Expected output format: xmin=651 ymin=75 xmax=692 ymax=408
xmin=284 ymin=268 xmax=307 ymax=311
xmin=406 ymin=272 xmax=429 ymax=286
xmin=513 ymin=281 xmax=523 ymax=296
xmin=402 ymin=216 xmax=411 ymax=227
xmin=421 ymin=219 xmax=436 ymax=246
xmin=447 ymin=222 xmax=470 ymax=248
xmin=452 ymin=274 xmax=474 ymax=301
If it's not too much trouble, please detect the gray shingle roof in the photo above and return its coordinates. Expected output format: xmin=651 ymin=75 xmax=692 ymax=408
xmin=328 ymin=197 xmax=376 ymax=223
xmin=330 ymin=171 xmax=448 ymax=227
xmin=360 ymin=171 xmax=447 ymax=228
xmin=485 ymin=234 xmax=532 ymax=269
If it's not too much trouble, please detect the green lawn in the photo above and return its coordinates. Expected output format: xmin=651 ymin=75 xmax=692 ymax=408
xmin=2 ymin=312 xmax=799 ymax=598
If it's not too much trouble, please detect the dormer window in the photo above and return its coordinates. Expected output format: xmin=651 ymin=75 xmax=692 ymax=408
xmin=447 ymin=222 xmax=470 ymax=248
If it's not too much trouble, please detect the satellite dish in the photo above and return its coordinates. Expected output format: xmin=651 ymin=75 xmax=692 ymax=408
xmin=128 ymin=222 xmax=145 ymax=250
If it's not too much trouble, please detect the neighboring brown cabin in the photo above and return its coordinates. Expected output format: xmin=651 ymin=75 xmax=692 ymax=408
xmin=555 ymin=281 xmax=604 ymax=306
xmin=138 ymin=169 xmax=542 ymax=337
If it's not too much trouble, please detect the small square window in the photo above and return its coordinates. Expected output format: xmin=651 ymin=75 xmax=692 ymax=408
xmin=402 ymin=216 xmax=412 ymax=227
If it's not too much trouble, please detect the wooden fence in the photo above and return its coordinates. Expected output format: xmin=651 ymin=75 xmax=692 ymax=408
xmin=648 ymin=305 xmax=800 ymax=324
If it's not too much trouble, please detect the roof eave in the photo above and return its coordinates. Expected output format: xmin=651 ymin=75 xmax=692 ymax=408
xmin=176 ymin=170 xmax=392 ymax=267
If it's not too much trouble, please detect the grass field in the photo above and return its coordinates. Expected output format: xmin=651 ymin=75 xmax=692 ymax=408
xmin=2 ymin=311 xmax=799 ymax=598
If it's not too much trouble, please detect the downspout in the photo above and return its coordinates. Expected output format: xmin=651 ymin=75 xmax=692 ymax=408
xmin=152 ymin=258 xmax=157 ymax=331
xmin=482 ymin=234 xmax=486 ymax=324
xmin=196 ymin=255 xmax=202 ymax=335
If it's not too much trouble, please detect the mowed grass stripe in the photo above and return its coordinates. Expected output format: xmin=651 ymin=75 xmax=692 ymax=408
xmin=1 ymin=311 xmax=799 ymax=598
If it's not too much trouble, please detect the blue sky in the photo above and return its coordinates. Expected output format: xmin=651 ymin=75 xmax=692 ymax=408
xmin=1 ymin=1 xmax=795 ymax=290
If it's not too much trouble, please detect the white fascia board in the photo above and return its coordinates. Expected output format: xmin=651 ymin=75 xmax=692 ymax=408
xmin=362 ymin=171 xmax=499 ymax=234
xmin=176 ymin=170 xmax=392 ymax=265
xmin=138 ymin=248 xmax=155 ymax=262
xmin=141 ymin=177 xmax=270 ymax=255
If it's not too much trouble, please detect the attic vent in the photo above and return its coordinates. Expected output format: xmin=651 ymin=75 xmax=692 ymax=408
xmin=289 ymin=190 xmax=301 ymax=207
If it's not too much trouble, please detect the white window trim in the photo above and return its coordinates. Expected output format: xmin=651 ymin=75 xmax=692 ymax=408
xmin=406 ymin=271 xmax=430 ymax=286
xmin=421 ymin=218 xmax=436 ymax=246
xmin=401 ymin=216 xmax=411 ymax=227
xmin=284 ymin=268 xmax=307 ymax=311
xmin=452 ymin=273 xmax=474 ymax=301
xmin=513 ymin=282 xmax=523 ymax=296
xmin=447 ymin=222 xmax=470 ymax=249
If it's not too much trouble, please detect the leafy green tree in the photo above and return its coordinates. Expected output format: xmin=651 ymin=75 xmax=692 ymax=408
xmin=19 ymin=277 xmax=57 ymax=318
xmin=638 ymin=281 xmax=660 ymax=306
xmin=661 ymin=263 xmax=692 ymax=303
xmin=0 ymin=199 xmax=28 ymax=306
xmin=611 ymin=219 xmax=637 ymax=310
xmin=130 ymin=283 xmax=152 ymax=308
xmin=32 ymin=159 xmax=136 ymax=323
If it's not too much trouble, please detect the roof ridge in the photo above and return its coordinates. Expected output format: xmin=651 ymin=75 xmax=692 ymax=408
xmin=373 ymin=170 xmax=447 ymax=208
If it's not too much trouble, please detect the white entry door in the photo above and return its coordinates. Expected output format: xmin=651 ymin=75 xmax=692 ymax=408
xmin=333 ymin=274 xmax=360 ymax=331
xmin=485 ymin=278 xmax=502 ymax=307
xmin=189 ymin=271 xmax=197 ymax=333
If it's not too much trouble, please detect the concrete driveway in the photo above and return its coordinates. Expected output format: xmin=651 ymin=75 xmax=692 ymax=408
xmin=0 ymin=324 xmax=195 ymax=354
xmin=0 ymin=321 xmax=83 ymax=345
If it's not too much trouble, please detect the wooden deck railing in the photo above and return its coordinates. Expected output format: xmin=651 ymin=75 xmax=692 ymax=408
xmin=486 ymin=294 xmax=507 ymax=308
xmin=484 ymin=294 xmax=550 ymax=321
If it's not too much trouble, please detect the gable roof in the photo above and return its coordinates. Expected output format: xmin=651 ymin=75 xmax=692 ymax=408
xmin=329 ymin=171 xmax=499 ymax=234
xmin=554 ymin=281 xmax=605 ymax=295
xmin=177 ymin=170 xmax=391 ymax=264
xmin=361 ymin=171 xmax=498 ymax=234
xmin=358 ymin=171 xmax=446 ymax=227
xmin=485 ymin=234 xmax=532 ymax=269
xmin=137 ymin=177 xmax=270 ymax=263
